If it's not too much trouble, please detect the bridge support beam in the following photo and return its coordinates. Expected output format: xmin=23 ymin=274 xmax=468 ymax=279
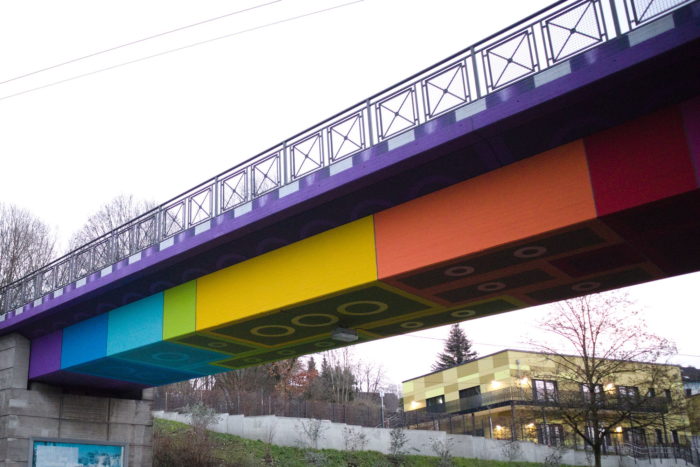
xmin=0 ymin=334 xmax=153 ymax=466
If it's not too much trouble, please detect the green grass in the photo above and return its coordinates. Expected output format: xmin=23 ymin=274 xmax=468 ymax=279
xmin=153 ymin=418 xmax=548 ymax=467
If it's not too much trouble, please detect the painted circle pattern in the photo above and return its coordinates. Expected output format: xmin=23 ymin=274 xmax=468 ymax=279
xmin=444 ymin=265 xmax=475 ymax=277
xmin=250 ymin=325 xmax=295 ymax=337
xmin=450 ymin=309 xmax=476 ymax=318
xmin=400 ymin=321 xmax=423 ymax=329
xmin=207 ymin=342 xmax=229 ymax=349
xmin=571 ymin=281 xmax=601 ymax=292
xmin=477 ymin=281 xmax=506 ymax=292
xmin=152 ymin=352 xmax=189 ymax=362
xmin=291 ymin=313 xmax=339 ymax=327
xmin=514 ymin=246 xmax=547 ymax=259
xmin=337 ymin=300 xmax=388 ymax=316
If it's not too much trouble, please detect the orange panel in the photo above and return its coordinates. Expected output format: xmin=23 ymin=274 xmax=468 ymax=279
xmin=374 ymin=140 xmax=597 ymax=278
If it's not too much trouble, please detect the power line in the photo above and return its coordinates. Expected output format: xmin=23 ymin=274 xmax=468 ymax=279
xmin=0 ymin=0 xmax=363 ymax=102
xmin=0 ymin=0 xmax=282 ymax=86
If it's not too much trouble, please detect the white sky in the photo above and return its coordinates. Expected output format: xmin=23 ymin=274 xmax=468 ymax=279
xmin=0 ymin=0 xmax=697 ymax=388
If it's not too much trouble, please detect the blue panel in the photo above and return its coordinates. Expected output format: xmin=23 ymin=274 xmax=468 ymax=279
xmin=70 ymin=356 xmax=201 ymax=386
xmin=107 ymin=293 xmax=164 ymax=355
xmin=61 ymin=314 xmax=108 ymax=368
xmin=113 ymin=341 xmax=229 ymax=371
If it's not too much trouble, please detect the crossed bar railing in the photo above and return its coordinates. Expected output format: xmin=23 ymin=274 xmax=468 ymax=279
xmin=0 ymin=0 xmax=694 ymax=316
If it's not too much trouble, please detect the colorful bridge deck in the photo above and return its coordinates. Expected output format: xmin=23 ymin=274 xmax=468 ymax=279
xmin=27 ymin=97 xmax=700 ymax=391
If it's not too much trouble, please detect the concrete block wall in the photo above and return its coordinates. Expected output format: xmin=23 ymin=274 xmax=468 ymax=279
xmin=0 ymin=334 xmax=154 ymax=467
xmin=154 ymin=410 xmax=695 ymax=467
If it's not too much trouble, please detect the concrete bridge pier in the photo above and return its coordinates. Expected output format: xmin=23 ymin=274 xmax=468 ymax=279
xmin=0 ymin=334 xmax=153 ymax=466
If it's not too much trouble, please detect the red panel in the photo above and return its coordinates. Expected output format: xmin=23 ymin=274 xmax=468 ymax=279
xmin=681 ymin=95 xmax=700 ymax=186
xmin=584 ymin=106 xmax=696 ymax=216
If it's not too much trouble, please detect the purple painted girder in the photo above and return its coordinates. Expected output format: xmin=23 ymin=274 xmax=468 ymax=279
xmin=5 ymin=4 xmax=700 ymax=342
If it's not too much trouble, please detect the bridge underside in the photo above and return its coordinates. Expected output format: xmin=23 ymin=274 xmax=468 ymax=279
xmin=27 ymin=100 xmax=700 ymax=394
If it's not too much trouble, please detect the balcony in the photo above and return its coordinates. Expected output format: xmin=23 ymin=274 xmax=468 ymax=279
xmin=410 ymin=386 xmax=669 ymax=421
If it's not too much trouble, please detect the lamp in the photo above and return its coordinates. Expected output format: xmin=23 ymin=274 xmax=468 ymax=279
xmin=331 ymin=327 xmax=359 ymax=343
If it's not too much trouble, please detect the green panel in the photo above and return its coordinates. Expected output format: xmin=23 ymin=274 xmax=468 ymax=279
xmin=366 ymin=298 xmax=520 ymax=337
xmin=163 ymin=281 xmax=197 ymax=340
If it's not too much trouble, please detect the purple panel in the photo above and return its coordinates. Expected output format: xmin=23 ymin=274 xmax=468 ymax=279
xmin=28 ymin=330 xmax=62 ymax=379
xmin=681 ymin=95 xmax=700 ymax=186
xmin=32 ymin=369 xmax=148 ymax=395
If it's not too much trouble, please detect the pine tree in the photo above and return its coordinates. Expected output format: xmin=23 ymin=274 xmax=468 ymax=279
xmin=432 ymin=324 xmax=477 ymax=371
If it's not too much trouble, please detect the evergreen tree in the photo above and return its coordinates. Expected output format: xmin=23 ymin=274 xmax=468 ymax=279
xmin=307 ymin=356 xmax=317 ymax=373
xmin=432 ymin=324 xmax=477 ymax=371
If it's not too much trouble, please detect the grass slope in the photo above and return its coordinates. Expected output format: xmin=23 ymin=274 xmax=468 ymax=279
xmin=154 ymin=418 xmax=548 ymax=467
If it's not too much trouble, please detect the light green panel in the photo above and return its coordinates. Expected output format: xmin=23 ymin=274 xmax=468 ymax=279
xmin=163 ymin=281 xmax=197 ymax=340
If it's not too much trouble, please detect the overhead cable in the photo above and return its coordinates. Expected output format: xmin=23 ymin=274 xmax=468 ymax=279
xmin=0 ymin=0 xmax=282 ymax=86
xmin=0 ymin=0 xmax=363 ymax=102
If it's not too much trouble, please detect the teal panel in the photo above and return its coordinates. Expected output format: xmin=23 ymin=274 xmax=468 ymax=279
xmin=70 ymin=356 xmax=201 ymax=386
xmin=61 ymin=314 xmax=108 ymax=368
xmin=113 ymin=341 xmax=229 ymax=371
xmin=107 ymin=294 xmax=164 ymax=355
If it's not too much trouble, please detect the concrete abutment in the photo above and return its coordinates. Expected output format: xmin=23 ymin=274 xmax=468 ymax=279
xmin=0 ymin=333 xmax=153 ymax=466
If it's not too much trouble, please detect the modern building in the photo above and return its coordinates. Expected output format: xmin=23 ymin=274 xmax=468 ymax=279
xmin=402 ymin=349 xmax=691 ymax=449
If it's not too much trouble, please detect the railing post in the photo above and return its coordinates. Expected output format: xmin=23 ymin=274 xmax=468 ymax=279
xmin=607 ymin=0 xmax=623 ymax=37
xmin=365 ymin=99 xmax=375 ymax=147
xmin=470 ymin=47 xmax=482 ymax=100
xmin=282 ymin=141 xmax=289 ymax=185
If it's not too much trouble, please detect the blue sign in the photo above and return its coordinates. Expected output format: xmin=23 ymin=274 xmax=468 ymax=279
xmin=30 ymin=439 xmax=126 ymax=467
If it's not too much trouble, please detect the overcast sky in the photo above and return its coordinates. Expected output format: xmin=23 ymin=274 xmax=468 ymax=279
xmin=0 ymin=0 xmax=697 ymax=387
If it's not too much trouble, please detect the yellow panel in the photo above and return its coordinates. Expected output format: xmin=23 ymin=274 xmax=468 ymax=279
xmin=425 ymin=388 xmax=445 ymax=399
xmin=457 ymin=374 xmax=479 ymax=384
xmin=442 ymin=368 xmax=458 ymax=384
xmin=494 ymin=370 xmax=511 ymax=381
xmin=403 ymin=381 xmax=414 ymax=394
xmin=196 ymin=217 xmax=378 ymax=330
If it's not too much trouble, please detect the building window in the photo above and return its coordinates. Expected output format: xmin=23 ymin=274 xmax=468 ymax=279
xmin=686 ymin=388 xmax=692 ymax=397
xmin=655 ymin=429 xmax=664 ymax=445
xmin=538 ymin=424 xmax=564 ymax=446
xmin=647 ymin=388 xmax=656 ymax=397
xmin=617 ymin=385 xmax=639 ymax=401
xmin=624 ymin=427 xmax=646 ymax=446
xmin=586 ymin=425 xmax=612 ymax=446
xmin=534 ymin=379 xmax=558 ymax=402
xmin=459 ymin=386 xmax=481 ymax=399
xmin=581 ymin=383 xmax=604 ymax=403
xmin=664 ymin=389 xmax=672 ymax=401
xmin=671 ymin=430 xmax=679 ymax=445
xmin=426 ymin=395 xmax=445 ymax=412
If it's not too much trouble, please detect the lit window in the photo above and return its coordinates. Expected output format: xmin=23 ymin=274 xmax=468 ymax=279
xmin=618 ymin=386 xmax=640 ymax=403
xmin=425 ymin=395 xmax=445 ymax=413
xmin=581 ymin=383 xmax=604 ymax=404
xmin=533 ymin=379 xmax=558 ymax=402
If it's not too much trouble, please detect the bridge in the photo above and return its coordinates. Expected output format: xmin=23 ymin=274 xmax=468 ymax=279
xmin=2 ymin=0 xmax=699 ymax=396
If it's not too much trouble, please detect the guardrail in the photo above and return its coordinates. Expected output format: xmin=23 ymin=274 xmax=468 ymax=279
xmin=404 ymin=386 xmax=670 ymax=425
xmin=0 ymin=0 xmax=693 ymax=316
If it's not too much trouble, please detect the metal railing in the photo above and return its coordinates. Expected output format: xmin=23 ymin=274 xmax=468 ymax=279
xmin=405 ymin=386 xmax=670 ymax=425
xmin=0 ymin=0 xmax=694 ymax=316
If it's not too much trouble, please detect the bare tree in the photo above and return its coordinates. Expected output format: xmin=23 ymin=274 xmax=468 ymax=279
xmin=321 ymin=348 xmax=357 ymax=403
xmin=69 ymin=194 xmax=155 ymax=249
xmin=356 ymin=359 xmax=387 ymax=394
xmin=532 ymin=293 xmax=680 ymax=467
xmin=0 ymin=203 xmax=55 ymax=287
